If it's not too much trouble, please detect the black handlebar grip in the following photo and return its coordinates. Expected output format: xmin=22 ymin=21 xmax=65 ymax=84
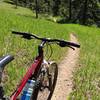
xmin=12 ymin=31 xmax=27 ymax=35
xmin=12 ymin=30 xmax=20 ymax=34
xmin=12 ymin=31 xmax=33 ymax=39
xmin=67 ymin=42 xmax=80 ymax=48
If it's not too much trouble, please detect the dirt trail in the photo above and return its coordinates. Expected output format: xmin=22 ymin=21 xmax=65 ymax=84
xmin=51 ymin=33 xmax=80 ymax=100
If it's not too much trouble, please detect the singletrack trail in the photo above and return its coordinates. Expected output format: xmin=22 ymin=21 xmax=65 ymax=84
xmin=51 ymin=33 xmax=80 ymax=100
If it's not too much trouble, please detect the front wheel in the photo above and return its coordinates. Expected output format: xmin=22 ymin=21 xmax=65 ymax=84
xmin=32 ymin=61 xmax=58 ymax=100
xmin=48 ymin=62 xmax=58 ymax=99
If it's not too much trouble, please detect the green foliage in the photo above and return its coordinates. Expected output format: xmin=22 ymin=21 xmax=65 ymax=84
xmin=4 ymin=0 xmax=100 ymax=26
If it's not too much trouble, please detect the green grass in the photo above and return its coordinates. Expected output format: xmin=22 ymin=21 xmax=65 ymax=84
xmin=67 ymin=25 xmax=100 ymax=100
xmin=0 ymin=2 xmax=100 ymax=99
xmin=0 ymin=2 xmax=69 ymax=95
xmin=0 ymin=2 xmax=34 ymax=16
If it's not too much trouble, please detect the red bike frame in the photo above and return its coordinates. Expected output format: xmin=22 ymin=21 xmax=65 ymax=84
xmin=11 ymin=44 xmax=44 ymax=100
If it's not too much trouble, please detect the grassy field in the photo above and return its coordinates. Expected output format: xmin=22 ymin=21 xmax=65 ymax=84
xmin=0 ymin=2 xmax=69 ymax=95
xmin=68 ymin=25 xmax=100 ymax=100
xmin=0 ymin=2 xmax=100 ymax=99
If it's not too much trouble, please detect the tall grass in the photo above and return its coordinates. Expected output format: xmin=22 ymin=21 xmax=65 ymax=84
xmin=67 ymin=25 xmax=100 ymax=100
xmin=0 ymin=2 xmax=68 ymax=95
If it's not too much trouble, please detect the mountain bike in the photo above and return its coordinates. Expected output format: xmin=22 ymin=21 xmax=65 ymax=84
xmin=0 ymin=31 xmax=80 ymax=100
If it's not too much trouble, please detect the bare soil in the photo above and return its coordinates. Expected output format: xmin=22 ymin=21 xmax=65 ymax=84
xmin=51 ymin=33 xmax=80 ymax=100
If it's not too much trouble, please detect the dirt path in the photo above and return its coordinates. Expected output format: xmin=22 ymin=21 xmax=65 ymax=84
xmin=51 ymin=33 xmax=80 ymax=100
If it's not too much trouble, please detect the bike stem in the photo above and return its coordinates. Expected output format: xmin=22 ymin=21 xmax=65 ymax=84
xmin=38 ymin=41 xmax=46 ymax=57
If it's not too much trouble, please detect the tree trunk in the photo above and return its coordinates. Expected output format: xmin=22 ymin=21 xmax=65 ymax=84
xmin=15 ymin=0 xmax=18 ymax=9
xmin=35 ymin=0 xmax=39 ymax=18
xmin=52 ymin=0 xmax=60 ymax=16
xmin=69 ymin=0 xmax=72 ymax=20
xmin=82 ymin=0 xmax=88 ymax=25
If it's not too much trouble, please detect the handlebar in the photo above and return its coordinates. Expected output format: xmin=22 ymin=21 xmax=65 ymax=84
xmin=12 ymin=31 xmax=80 ymax=48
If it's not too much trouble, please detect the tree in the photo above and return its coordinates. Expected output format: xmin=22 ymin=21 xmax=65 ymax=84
xmin=69 ymin=0 xmax=72 ymax=20
xmin=52 ymin=0 xmax=61 ymax=16
xmin=81 ymin=0 xmax=88 ymax=25
xmin=15 ymin=0 xmax=18 ymax=8
xmin=35 ymin=0 xmax=39 ymax=18
xmin=7 ymin=0 xmax=100 ymax=26
xmin=71 ymin=0 xmax=100 ymax=25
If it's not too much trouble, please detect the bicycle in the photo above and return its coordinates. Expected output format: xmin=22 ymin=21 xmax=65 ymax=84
xmin=0 ymin=31 xmax=80 ymax=100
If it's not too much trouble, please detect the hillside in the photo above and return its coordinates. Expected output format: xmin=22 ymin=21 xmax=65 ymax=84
xmin=0 ymin=2 xmax=69 ymax=95
xmin=0 ymin=2 xmax=100 ymax=99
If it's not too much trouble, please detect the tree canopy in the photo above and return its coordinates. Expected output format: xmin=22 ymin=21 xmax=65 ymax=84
xmin=5 ymin=0 xmax=100 ymax=26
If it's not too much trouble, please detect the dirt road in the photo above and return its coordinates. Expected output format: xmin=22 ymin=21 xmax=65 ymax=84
xmin=51 ymin=33 xmax=80 ymax=100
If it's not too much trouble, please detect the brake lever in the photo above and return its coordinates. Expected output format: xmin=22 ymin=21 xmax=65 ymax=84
xmin=58 ymin=42 xmax=75 ymax=50
xmin=68 ymin=45 xmax=75 ymax=50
